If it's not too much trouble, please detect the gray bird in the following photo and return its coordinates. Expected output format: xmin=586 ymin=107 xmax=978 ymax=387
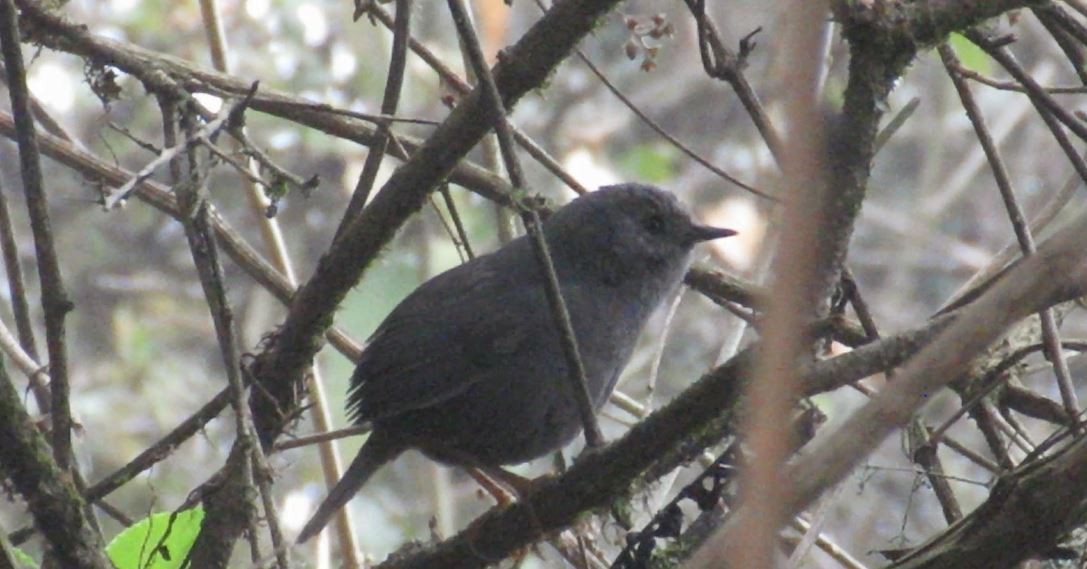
xmin=297 ymin=183 xmax=735 ymax=542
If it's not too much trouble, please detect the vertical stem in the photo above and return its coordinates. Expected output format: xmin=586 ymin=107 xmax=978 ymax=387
xmin=446 ymin=0 xmax=604 ymax=447
xmin=721 ymin=2 xmax=831 ymax=567
xmin=0 ymin=183 xmax=47 ymax=410
xmin=334 ymin=0 xmax=414 ymax=243
xmin=0 ymin=0 xmax=74 ymax=472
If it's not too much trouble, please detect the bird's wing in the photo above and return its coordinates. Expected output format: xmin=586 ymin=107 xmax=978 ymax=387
xmin=346 ymin=249 xmax=549 ymax=422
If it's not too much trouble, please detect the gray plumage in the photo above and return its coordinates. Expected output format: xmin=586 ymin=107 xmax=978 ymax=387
xmin=297 ymin=183 xmax=735 ymax=543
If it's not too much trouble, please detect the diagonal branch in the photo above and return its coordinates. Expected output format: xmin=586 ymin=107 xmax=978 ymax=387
xmin=694 ymin=206 xmax=1087 ymax=565
xmin=939 ymin=43 xmax=1082 ymax=431
xmin=178 ymin=1 xmax=631 ymax=564
xmin=0 ymin=357 xmax=109 ymax=568
xmin=1 ymin=0 xmax=74 ymax=474
xmin=333 ymin=0 xmax=413 ymax=242
xmin=162 ymin=100 xmax=288 ymax=568
xmin=890 ymin=427 xmax=1087 ymax=568
xmin=371 ymin=308 xmax=965 ymax=568
xmin=3 ymin=6 xmax=765 ymax=317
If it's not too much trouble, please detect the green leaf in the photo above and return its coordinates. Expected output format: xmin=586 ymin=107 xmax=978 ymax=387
xmin=617 ymin=143 xmax=679 ymax=183
xmin=106 ymin=507 xmax=204 ymax=569
xmin=9 ymin=546 xmax=38 ymax=568
xmin=949 ymin=33 xmax=991 ymax=75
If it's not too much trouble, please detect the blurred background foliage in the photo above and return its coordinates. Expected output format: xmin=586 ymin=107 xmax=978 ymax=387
xmin=2 ymin=0 xmax=1087 ymax=567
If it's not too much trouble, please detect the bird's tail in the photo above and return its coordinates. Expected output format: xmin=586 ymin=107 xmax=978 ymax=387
xmin=295 ymin=429 xmax=403 ymax=544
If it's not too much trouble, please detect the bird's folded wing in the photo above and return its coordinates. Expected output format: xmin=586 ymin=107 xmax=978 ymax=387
xmin=346 ymin=252 xmax=550 ymax=422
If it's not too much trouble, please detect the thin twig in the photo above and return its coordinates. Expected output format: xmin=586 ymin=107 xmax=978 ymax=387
xmin=361 ymin=0 xmax=590 ymax=197
xmin=573 ymin=47 xmax=770 ymax=200
xmin=1033 ymin=6 xmax=1087 ymax=85
xmin=446 ymin=0 xmax=603 ymax=447
xmin=928 ymin=341 xmax=1087 ymax=446
xmin=952 ymin=61 xmax=1087 ymax=93
xmin=438 ymin=183 xmax=475 ymax=260
xmin=163 ymin=98 xmax=287 ymax=568
xmin=453 ymin=2 xmax=511 ymax=252
xmin=644 ymin=289 xmax=685 ymax=414
xmin=786 ymin=516 xmax=869 ymax=569
xmin=938 ymin=431 xmax=1000 ymax=473
xmin=533 ymin=0 xmax=769 ymax=200
xmin=266 ymin=99 xmax=439 ymax=125
xmin=968 ymin=29 xmax=1087 ymax=143
xmin=0 ymin=319 xmax=45 ymax=384
xmin=106 ymin=96 xmax=245 ymax=209
xmin=87 ymin=387 xmax=233 ymax=503
xmin=273 ymin=424 xmax=370 ymax=452
xmin=198 ymin=140 xmax=273 ymax=189
xmin=873 ymin=97 xmax=920 ymax=154
xmin=227 ymin=125 xmax=319 ymax=199
xmin=0 ymin=111 xmax=366 ymax=364
xmin=0 ymin=180 xmax=46 ymax=409
xmin=939 ymin=157 xmax=1085 ymax=313
xmin=940 ymin=44 xmax=1081 ymax=430
xmin=0 ymin=0 xmax=75 ymax=474
xmin=334 ymin=0 xmax=413 ymax=243
xmin=1034 ymin=4 xmax=1087 ymax=76
xmin=842 ymin=267 xmax=964 ymax=523
xmin=684 ymin=0 xmax=784 ymax=164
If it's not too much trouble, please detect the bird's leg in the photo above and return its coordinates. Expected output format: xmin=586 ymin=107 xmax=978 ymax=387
xmin=462 ymin=467 xmax=544 ymax=567
xmin=480 ymin=466 xmax=536 ymax=497
xmin=466 ymin=466 xmax=518 ymax=505
xmin=428 ymin=446 xmax=538 ymax=502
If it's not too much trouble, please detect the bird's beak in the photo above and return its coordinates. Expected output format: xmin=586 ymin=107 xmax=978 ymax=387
xmin=688 ymin=224 xmax=737 ymax=243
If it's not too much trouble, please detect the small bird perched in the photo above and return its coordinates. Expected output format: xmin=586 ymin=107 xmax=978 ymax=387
xmin=296 ymin=183 xmax=735 ymax=543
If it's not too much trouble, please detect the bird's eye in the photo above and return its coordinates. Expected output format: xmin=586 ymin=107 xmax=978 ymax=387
xmin=643 ymin=213 xmax=666 ymax=234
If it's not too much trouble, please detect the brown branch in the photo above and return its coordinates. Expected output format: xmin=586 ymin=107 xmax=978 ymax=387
xmin=86 ymin=388 xmax=233 ymax=503
xmin=3 ymin=6 xmax=765 ymax=317
xmin=162 ymin=99 xmax=287 ymax=568
xmin=695 ymin=206 xmax=1087 ymax=564
xmin=843 ymin=268 xmax=965 ymax=524
xmin=1001 ymin=384 xmax=1075 ymax=426
xmin=0 ymin=355 xmax=110 ymax=568
xmin=940 ymin=43 xmax=1082 ymax=431
xmin=729 ymin=2 xmax=831 ymax=566
xmin=333 ymin=0 xmax=413 ymax=242
xmin=0 ymin=110 xmax=364 ymax=361
xmin=1033 ymin=5 xmax=1087 ymax=85
xmin=967 ymin=28 xmax=1087 ymax=144
xmin=952 ymin=63 xmax=1087 ymax=93
xmin=889 ymin=430 xmax=1087 ymax=568
xmin=0 ymin=180 xmax=46 ymax=410
xmin=1 ymin=0 xmax=74 ymax=473
xmin=683 ymin=0 xmax=784 ymax=164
